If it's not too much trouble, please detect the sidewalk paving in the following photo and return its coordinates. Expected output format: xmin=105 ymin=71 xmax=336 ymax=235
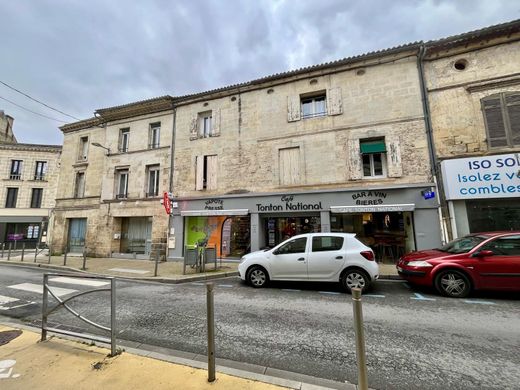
xmin=0 ymin=251 xmax=399 ymax=282
xmin=0 ymin=324 xmax=287 ymax=390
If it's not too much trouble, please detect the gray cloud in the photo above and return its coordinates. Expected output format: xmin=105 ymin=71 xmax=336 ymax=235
xmin=0 ymin=0 xmax=518 ymax=144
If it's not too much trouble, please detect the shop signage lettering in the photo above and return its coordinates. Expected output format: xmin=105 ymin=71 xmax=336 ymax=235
xmin=441 ymin=153 xmax=520 ymax=200
xmin=256 ymin=195 xmax=322 ymax=212
xmin=204 ymin=199 xmax=223 ymax=210
xmin=351 ymin=191 xmax=387 ymax=205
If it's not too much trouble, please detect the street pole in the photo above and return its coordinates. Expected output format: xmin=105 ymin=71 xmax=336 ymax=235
xmin=21 ymin=243 xmax=25 ymax=262
xmin=82 ymin=249 xmax=87 ymax=270
xmin=110 ymin=278 xmax=117 ymax=357
xmin=206 ymin=283 xmax=216 ymax=382
xmin=7 ymin=242 xmax=12 ymax=261
xmin=1 ymin=242 xmax=4 ymax=258
xmin=63 ymin=245 xmax=68 ymax=266
xmin=352 ymin=288 xmax=368 ymax=390
xmin=48 ymin=244 xmax=52 ymax=264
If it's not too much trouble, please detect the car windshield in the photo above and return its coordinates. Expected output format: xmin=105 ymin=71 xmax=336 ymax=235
xmin=437 ymin=235 xmax=488 ymax=254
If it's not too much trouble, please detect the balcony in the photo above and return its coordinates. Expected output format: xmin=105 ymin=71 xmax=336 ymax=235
xmin=34 ymin=174 xmax=46 ymax=181
xmin=148 ymin=143 xmax=160 ymax=149
xmin=9 ymin=174 xmax=21 ymax=180
xmin=116 ymin=193 xmax=128 ymax=199
xmin=146 ymin=190 xmax=159 ymax=198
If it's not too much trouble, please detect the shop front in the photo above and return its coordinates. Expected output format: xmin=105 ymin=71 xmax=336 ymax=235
xmin=169 ymin=184 xmax=441 ymax=263
xmin=441 ymin=153 xmax=520 ymax=238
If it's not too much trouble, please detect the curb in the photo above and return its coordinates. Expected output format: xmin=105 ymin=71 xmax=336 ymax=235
xmin=0 ymin=318 xmax=361 ymax=390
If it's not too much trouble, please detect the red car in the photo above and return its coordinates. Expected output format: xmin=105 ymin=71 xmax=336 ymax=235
xmin=397 ymin=232 xmax=520 ymax=298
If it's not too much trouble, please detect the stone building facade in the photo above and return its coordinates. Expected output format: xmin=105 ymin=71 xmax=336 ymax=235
xmin=52 ymin=98 xmax=173 ymax=258
xmin=168 ymin=43 xmax=442 ymax=262
xmin=0 ymin=140 xmax=61 ymax=249
xmin=423 ymin=19 xmax=520 ymax=238
xmin=0 ymin=111 xmax=16 ymax=144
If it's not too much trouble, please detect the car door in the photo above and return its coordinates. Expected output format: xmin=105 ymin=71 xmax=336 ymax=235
xmin=474 ymin=235 xmax=520 ymax=290
xmin=306 ymin=235 xmax=346 ymax=281
xmin=269 ymin=237 xmax=308 ymax=280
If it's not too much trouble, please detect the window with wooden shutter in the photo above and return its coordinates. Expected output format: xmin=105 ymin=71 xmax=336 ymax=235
xmin=195 ymin=155 xmax=204 ymax=190
xmin=279 ymin=147 xmax=300 ymax=185
xmin=195 ymin=155 xmax=217 ymax=190
xmin=482 ymin=92 xmax=520 ymax=148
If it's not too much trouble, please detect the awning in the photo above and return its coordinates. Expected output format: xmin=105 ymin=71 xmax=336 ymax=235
xmin=180 ymin=209 xmax=249 ymax=217
xmin=360 ymin=140 xmax=386 ymax=154
xmin=330 ymin=204 xmax=415 ymax=213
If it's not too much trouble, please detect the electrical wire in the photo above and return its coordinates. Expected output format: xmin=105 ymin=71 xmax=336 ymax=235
xmin=0 ymin=79 xmax=80 ymax=120
xmin=0 ymin=95 xmax=68 ymax=123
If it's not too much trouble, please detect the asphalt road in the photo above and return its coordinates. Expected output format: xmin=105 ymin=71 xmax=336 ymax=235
xmin=1 ymin=264 xmax=519 ymax=390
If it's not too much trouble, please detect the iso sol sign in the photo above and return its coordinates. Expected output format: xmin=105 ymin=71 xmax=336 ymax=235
xmin=441 ymin=153 xmax=520 ymax=200
xmin=162 ymin=192 xmax=173 ymax=214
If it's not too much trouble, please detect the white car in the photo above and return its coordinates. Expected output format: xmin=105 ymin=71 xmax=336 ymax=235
xmin=238 ymin=233 xmax=379 ymax=293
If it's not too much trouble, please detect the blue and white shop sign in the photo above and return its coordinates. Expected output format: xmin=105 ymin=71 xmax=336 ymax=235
xmin=441 ymin=153 xmax=520 ymax=200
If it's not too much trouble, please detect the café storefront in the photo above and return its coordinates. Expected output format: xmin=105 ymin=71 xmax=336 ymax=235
xmin=168 ymin=184 xmax=442 ymax=263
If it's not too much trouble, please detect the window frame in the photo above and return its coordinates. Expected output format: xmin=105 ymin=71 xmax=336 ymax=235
xmin=148 ymin=122 xmax=161 ymax=149
xmin=119 ymin=128 xmax=130 ymax=153
xmin=5 ymin=187 xmax=18 ymax=208
xmin=482 ymin=92 xmax=520 ymax=148
xmin=301 ymin=94 xmax=327 ymax=119
xmin=480 ymin=235 xmax=520 ymax=256
xmin=198 ymin=111 xmax=213 ymax=137
xmin=9 ymin=160 xmax=23 ymax=180
xmin=74 ymin=172 xmax=85 ymax=198
xmin=311 ymin=236 xmax=344 ymax=252
xmin=116 ymin=169 xmax=129 ymax=199
xmin=146 ymin=165 xmax=160 ymax=197
xmin=34 ymin=161 xmax=47 ymax=180
xmin=30 ymin=188 xmax=43 ymax=208
xmin=78 ymin=136 xmax=89 ymax=161
xmin=275 ymin=237 xmax=308 ymax=255
xmin=360 ymin=139 xmax=387 ymax=179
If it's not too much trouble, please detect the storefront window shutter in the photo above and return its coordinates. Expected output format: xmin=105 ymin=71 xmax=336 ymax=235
xmin=506 ymin=93 xmax=520 ymax=145
xmin=211 ymin=109 xmax=221 ymax=137
xmin=287 ymin=95 xmax=301 ymax=122
xmin=195 ymin=155 xmax=204 ymax=190
xmin=347 ymin=140 xmax=362 ymax=180
xmin=327 ymin=87 xmax=343 ymax=116
xmin=189 ymin=117 xmax=198 ymax=140
xmin=207 ymin=155 xmax=218 ymax=190
xmin=386 ymin=136 xmax=403 ymax=178
xmin=279 ymin=147 xmax=300 ymax=185
xmin=482 ymin=96 xmax=508 ymax=148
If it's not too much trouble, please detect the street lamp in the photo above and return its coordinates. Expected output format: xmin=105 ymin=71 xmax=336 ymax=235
xmin=92 ymin=142 xmax=111 ymax=155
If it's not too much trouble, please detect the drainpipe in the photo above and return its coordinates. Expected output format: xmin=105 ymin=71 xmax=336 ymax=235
xmin=167 ymin=102 xmax=177 ymax=260
xmin=417 ymin=45 xmax=450 ymax=243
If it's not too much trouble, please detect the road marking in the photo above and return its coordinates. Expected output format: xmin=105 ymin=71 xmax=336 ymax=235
xmin=108 ymin=268 xmax=150 ymax=274
xmin=281 ymin=289 xmax=301 ymax=292
xmin=50 ymin=277 xmax=109 ymax=287
xmin=217 ymin=284 xmax=234 ymax=288
xmin=191 ymin=282 xmax=205 ymax=286
xmin=319 ymin=291 xmax=341 ymax=295
xmin=0 ymin=295 xmax=19 ymax=305
xmin=464 ymin=300 xmax=495 ymax=305
xmin=0 ymin=302 xmax=35 ymax=311
xmin=411 ymin=292 xmax=436 ymax=301
xmin=8 ymin=283 xmax=77 ymax=297
xmin=363 ymin=294 xmax=386 ymax=298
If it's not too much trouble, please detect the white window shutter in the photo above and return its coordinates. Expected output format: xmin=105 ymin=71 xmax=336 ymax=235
xmin=207 ymin=155 xmax=218 ymax=190
xmin=327 ymin=87 xmax=343 ymax=116
xmin=189 ymin=118 xmax=198 ymax=140
xmin=287 ymin=95 xmax=301 ymax=122
xmin=211 ymin=109 xmax=221 ymax=137
xmin=195 ymin=156 xmax=204 ymax=190
xmin=386 ymin=136 xmax=403 ymax=178
xmin=347 ymin=140 xmax=362 ymax=180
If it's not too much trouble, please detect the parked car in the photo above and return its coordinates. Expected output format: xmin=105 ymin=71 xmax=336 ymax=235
xmin=397 ymin=232 xmax=520 ymax=298
xmin=238 ymin=233 xmax=379 ymax=293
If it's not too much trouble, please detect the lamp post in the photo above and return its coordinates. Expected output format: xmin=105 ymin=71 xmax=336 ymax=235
xmin=92 ymin=142 xmax=111 ymax=155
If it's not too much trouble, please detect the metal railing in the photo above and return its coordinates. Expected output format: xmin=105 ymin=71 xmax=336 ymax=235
xmin=41 ymin=273 xmax=117 ymax=356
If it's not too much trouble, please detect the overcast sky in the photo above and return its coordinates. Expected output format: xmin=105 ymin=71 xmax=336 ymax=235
xmin=0 ymin=0 xmax=518 ymax=145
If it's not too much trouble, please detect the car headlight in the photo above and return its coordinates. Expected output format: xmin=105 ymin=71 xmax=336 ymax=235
xmin=407 ymin=260 xmax=433 ymax=267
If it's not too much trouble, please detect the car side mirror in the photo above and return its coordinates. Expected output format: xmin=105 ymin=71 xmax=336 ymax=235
xmin=272 ymin=249 xmax=279 ymax=255
xmin=476 ymin=250 xmax=494 ymax=257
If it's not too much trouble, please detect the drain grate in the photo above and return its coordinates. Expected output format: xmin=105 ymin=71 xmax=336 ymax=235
xmin=0 ymin=330 xmax=22 ymax=346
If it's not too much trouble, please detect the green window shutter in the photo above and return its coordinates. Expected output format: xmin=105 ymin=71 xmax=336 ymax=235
xmin=360 ymin=140 xmax=386 ymax=154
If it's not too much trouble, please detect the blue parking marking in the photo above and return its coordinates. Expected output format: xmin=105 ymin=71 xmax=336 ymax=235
xmin=464 ymin=300 xmax=495 ymax=305
xmin=411 ymin=293 xmax=436 ymax=301
xmin=217 ymin=284 xmax=234 ymax=288
xmin=363 ymin=294 xmax=385 ymax=298
xmin=319 ymin=291 xmax=341 ymax=295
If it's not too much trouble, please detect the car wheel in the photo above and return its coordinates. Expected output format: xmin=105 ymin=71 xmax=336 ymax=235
xmin=341 ymin=269 xmax=370 ymax=293
xmin=247 ymin=266 xmax=269 ymax=288
xmin=435 ymin=269 xmax=471 ymax=298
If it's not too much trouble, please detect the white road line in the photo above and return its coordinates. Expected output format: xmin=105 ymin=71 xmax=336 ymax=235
xmin=411 ymin=292 xmax=436 ymax=301
xmin=319 ymin=291 xmax=341 ymax=295
xmin=217 ymin=284 xmax=234 ymax=288
xmin=363 ymin=294 xmax=386 ymax=298
xmin=50 ymin=277 xmax=109 ymax=287
xmin=0 ymin=302 xmax=35 ymax=311
xmin=191 ymin=282 xmax=205 ymax=286
xmin=108 ymin=268 xmax=150 ymax=274
xmin=464 ymin=300 xmax=495 ymax=305
xmin=8 ymin=283 xmax=77 ymax=297
xmin=281 ymin=289 xmax=301 ymax=292
xmin=0 ymin=295 xmax=19 ymax=305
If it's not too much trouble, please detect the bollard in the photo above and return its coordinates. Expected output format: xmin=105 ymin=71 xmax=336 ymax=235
xmin=34 ymin=245 xmax=38 ymax=262
xmin=352 ymin=288 xmax=368 ymax=390
xmin=153 ymin=252 xmax=159 ymax=277
xmin=41 ymin=274 xmax=48 ymax=341
xmin=110 ymin=278 xmax=117 ymax=357
xmin=48 ymin=244 xmax=52 ymax=264
xmin=1 ymin=242 xmax=4 ymax=258
xmin=7 ymin=242 xmax=12 ymax=261
xmin=206 ymin=283 xmax=216 ymax=382
xmin=63 ymin=248 xmax=68 ymax=266
xmin=21 ymin=243 xmax=25 ymax=262
xmin=82 ymin=249 xmax=87 ymax=270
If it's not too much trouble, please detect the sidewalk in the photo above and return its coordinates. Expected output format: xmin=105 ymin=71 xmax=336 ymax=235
xmin=0 ymin=324 xmax=287 ymax=390
xmin=0 ymin=251 xmax=399 ymax=282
